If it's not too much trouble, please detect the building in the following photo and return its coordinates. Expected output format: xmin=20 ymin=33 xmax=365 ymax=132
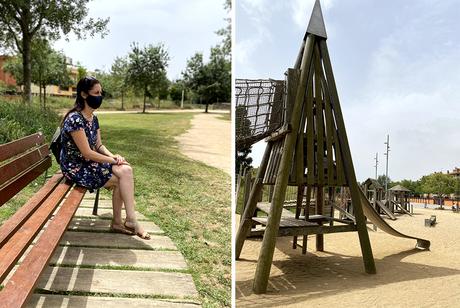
xmin=0 ymin=55 xmax=18 ymax=87
xmin=0 ymin=54 xmax=80 ymax=97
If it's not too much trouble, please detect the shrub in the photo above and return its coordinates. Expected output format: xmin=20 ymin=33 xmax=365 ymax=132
xmin=0 ymin=100 xmax=61 ymax=143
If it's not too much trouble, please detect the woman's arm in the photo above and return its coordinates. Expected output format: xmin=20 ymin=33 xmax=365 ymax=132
xmin=96 ymin=129 xmax=128 ymax=165
xmin=71 ymin=130 xmax=117 ymax=164
xmin=96 ymin=129 xmax=114 ymax=157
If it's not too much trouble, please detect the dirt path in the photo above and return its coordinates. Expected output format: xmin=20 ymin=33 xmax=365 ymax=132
xmin=176 ymin=112 xmax=231 ymax=176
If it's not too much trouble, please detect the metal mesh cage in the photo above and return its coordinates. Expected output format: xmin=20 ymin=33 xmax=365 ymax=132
xmin=235 ymin=79 xmax=285 ymax=150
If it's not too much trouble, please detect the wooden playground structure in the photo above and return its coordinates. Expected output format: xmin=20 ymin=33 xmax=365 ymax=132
xmin=235 ymin=0 xmax=430 ymax=294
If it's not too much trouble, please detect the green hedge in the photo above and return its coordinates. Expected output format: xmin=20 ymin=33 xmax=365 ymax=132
xmin=0 ymin=100 xmax=61 ymax=143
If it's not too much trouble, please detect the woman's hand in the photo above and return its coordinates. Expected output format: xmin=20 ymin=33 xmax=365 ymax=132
xmin=112 ymin=154 xmax=129 ymax=165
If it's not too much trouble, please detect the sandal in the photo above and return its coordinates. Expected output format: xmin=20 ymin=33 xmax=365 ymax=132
xmin=110 ymin=222 xmax=134 ymax=235
xmin=124 ymin=220 xmax=151 ymax=240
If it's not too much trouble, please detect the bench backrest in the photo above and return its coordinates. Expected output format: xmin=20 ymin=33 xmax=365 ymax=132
xmin=0 ymin=132 xmax=51 ymax=207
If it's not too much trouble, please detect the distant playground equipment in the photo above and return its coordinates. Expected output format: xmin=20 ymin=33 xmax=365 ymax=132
xmin=362 ymin=178 xmax=396 ymax=220
xmin=234 ymin=0 xmax=430 ymax=294
xmin=388 ymin=185 xmax=413 ymax=215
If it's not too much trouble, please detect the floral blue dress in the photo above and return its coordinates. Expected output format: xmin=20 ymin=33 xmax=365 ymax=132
xmin=60 ymin=111 xmax=113 ymax=191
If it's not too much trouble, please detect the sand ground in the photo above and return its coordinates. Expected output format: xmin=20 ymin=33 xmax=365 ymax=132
xmin=236 ymin=205 xmax=460 ymax=307
xmin=176 ymin=112 xmax=231 ymax=175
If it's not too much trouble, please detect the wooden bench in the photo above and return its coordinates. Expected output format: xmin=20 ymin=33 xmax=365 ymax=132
xmin=0 ymin=132 xmax=98 ymax=307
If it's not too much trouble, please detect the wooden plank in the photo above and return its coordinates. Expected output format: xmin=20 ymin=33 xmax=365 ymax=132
xmin=27 ymin=295 xmax=200 ymax=308
xmin=236 ymin=142 xmax=273 ymax=259
xmin=36 ymin=267 xmax=198 ymax=297
xmin=0 ymin=157 xmax=51 ymax=207
xmin=0 ymin=173 xmax=63 ymax=247
xmin=253 ymin=217 xmax=318 ymax=227
xmin=51 ymin=246 xmax=187 ymax=270
xmin=318 ymin=64 xmax=346 ymax=185
xmin=0 ymin=186 xmax=85 ymax=307
xmin=256 ymin=202 xmax=295 ymax=218
xmin=0 ymin=145 xmax=49 ymax=187
xmin=0 ymin=133 xmax=44 ymax=162
xmin=314 ymin=48 xmax=325 ymax=186
xmin=250 ymin=223 xmax=357 ymax=237
xmin=0 ymin=182 xmax=72 ymax=283
xmin=60 ymin=231 xmax=177 ymax=250
xmin=67 ymin=218 xmax=163 ymax=234
xmin=319 ymin=48 xmax=335 ymax=186
xmin=319 ymin=38 xmax=376 ymax=274
xmin=305 ymin=66 xmax=315 ymax=185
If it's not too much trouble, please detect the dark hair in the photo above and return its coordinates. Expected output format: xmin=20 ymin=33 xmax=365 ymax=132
xmin=61 ymin=76 xmax=101 ymax=127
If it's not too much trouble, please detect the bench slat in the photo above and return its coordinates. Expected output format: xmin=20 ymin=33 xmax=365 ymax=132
xmin=0 ymin=186 xmax=86 ymax=308
xmin=0 ymin=157 xmax=51 ymax=207
xmin=0 ymin=174 xmax=63 ymax=248
xmin=0 ymin=182 xmax=72 ymax=283
xmin=0 ymin=144 xmax=50 ymax=187
xmin=0 ymin=133 xmax=45 ymax=162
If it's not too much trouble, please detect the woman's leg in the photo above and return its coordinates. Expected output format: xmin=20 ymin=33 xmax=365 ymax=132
xmin=111 ymin=164 xmax=149 ymax=237
xmin=103 ymin=175 xmax=124 ymax=227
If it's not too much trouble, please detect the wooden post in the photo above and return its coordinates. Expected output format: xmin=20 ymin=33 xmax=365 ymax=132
xmin=253 ymin=34 xmax=316 ymax=294
xmin=302 ymin=185 xmax=312 ymax=254
xmin=235 ymin=142 xmax=273 ymax=259
xmin=316 ymin=186 xmax=324 ymax=251
xmin=318 ymin=39 xmax=376 ymax=274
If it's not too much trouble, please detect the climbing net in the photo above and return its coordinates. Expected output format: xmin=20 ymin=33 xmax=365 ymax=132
xmin=235 ymin=79 xmax=285 ymax=150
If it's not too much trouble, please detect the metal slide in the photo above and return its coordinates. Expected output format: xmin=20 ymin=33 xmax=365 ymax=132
xmin=375 ymin=200 xmax=397 ymax=220
xmin=359 ymin=189 xmax=430 ymax=250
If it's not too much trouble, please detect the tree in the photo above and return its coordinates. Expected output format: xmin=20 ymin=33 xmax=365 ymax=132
xmin=77 ymin=63 xmax=87 ymax=81
xmin=4 ymin=38 xmax=72 ymax=108
xmin=111 ymin=56 xmax=129 ymax=110
xmin=0 ymin=1 xmax=109 ymax=104
xmin=182 ymin=48 xmax=230 ymax=112
xmin=126 ymin=42 xmax=170 ymax=113
xmin=236 ymin=147 xmax=253 ymax=174
xmin=376 ymin=174 xmax=391 ymax=188
xmin=169 ymin=80 xmax=185 ymax=103
xmin=420 ymin=173 xmax=456 ymax=197
xmin=216 ymin=0 xmax=231 ymax=58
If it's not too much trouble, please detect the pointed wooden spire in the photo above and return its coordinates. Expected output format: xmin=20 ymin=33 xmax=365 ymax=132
xmin=306 ymin=0 xmax=327 ymax=39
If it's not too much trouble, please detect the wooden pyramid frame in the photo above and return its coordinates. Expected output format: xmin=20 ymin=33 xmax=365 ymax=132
xmin=235 ymin=0 xmax=376 ymax=294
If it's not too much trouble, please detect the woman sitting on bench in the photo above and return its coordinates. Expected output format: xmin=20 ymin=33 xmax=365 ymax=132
xmin=60 ymin=76 xmax=151 ymax=239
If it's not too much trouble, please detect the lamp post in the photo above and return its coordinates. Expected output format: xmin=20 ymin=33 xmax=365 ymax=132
xmin=384 ymin=135 xmax=390 ymax=197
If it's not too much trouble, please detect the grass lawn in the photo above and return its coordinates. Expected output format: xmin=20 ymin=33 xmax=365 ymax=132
xmin=0 ymin=112 xmax=231 ymax=307
xmin=99 ymin=113 xmax=231 ymax=307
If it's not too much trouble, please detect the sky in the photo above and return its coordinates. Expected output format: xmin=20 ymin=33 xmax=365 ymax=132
xmin=235 ymin=0 xmax=460 ymax=182
xmin=53 ymin=0 xmax=228 ymax=80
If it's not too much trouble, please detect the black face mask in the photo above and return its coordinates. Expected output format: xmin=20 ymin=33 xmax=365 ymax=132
xmin=86 ymin=94 xmax=103 ymax=109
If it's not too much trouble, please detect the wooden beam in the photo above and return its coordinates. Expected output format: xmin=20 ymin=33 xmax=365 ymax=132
xmin=319 ymin=39 xmax=376 ymax=274
xmin=0 ymin=186 xmax=85 ymax=308
xmin=0 ymin=133 xmax=44 ymax=162
xmin=235 ymin=142 xmax=274 ymax=259
xmin=253 ymin=34 xmax=316 ymax=294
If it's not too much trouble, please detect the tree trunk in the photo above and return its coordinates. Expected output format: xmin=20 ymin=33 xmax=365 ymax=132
xmin=205 ymin=103 xmax=209 ymax=113
xmin=43 ymin=86 xmax=47 ymax=109
xmin=39 ymin=83 xmax=42 ymax=106
xmin=143 ymin=89 xmax=146 ymax=113
xmin=22 ymin=33 xmax=32 ymax=104
xmin=157 ymin=98 xmax=160 ymax=109
xmin=121 ymin=90 xmax=124 ymax=110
